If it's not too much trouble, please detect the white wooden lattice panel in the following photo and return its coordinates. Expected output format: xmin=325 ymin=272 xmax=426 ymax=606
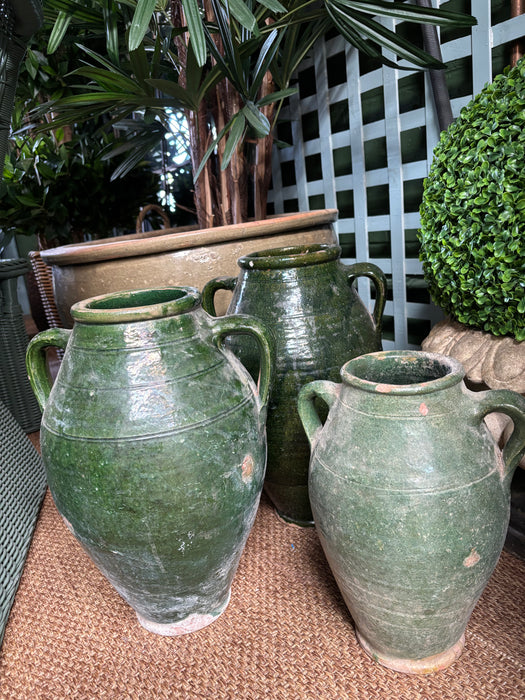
xmin=268 ymin=1 xmax=525 ymax=349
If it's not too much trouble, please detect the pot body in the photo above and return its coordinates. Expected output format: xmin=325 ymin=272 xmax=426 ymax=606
xmin=26 ymin=287 xmax=273 ymax=635
xmin=298 ymin=351 xmax=525 ymax=672
xmin=202 ymin=244 xmax=386 ymax=525
xmin=40 ymin=210 xmax=338 ymax=327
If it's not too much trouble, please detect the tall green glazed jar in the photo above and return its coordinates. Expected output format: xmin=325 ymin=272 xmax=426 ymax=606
xmin=298 ymin=350 xmax=525 ymax=673
xmin=26 ymin=287 xmax=273 ymax=636
xmin=202 ymin=243 xmax=386 ymax=526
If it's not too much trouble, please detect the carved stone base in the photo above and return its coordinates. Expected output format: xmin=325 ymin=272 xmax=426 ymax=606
xmin=421 ymin=318 xmax=525 ymax=392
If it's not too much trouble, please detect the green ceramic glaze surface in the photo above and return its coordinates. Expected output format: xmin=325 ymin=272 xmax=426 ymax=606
xmin=202 ymin=244 xmax=386 ymax=525
xmin=26 ymin=287 xmax=273 ymax=635
xmin=298 ymin=350 xmax=525 ymax=672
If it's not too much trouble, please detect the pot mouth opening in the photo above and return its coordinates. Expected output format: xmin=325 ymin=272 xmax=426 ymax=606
xmin=238 ymin=243 xmax=341 ymax=270
xmin=341 ymin=351 xmax=464 ymax=395
xmin=71 ymin=287 xmax=200 ymax=323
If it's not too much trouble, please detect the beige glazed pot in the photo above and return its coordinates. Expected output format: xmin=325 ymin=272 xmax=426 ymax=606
xmin=40 ymin=210 xmax=339 ymax=327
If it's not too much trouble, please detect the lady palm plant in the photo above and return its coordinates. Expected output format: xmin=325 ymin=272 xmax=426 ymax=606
xmin=37 ymin=0 xmax=476 ymax=228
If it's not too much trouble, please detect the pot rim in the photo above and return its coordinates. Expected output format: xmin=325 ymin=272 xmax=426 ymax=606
xmin=237 ymin=243 xmax=341 ymax=270
xmin=341 ymin=350 xmax=465 ymax=395
xmin=70 ymin=286 xmax=201 ymax=324
xmin=40 ymin=210 xmax=338 ymax=266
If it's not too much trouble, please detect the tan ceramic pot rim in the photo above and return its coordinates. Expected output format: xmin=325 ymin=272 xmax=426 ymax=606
xmin=71 ymin=287 xmax=201 ymax=324
xmin=341 ymin=350 xmax=465 ymax=395
xmin=40 ymin=210 xmax=338 ymax=266
xmin=238 ymin=243 xmax=341 ymax=270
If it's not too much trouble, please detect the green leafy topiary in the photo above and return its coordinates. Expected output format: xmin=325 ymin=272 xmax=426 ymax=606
xmin=418 ymin=58 xmax=525 ymax=341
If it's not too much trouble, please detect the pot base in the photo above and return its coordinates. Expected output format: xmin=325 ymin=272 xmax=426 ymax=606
xmin=356 ymin=630 xmax=465 ymax=674
xmin=136 ymin=591 xmax=231 ymax=636
xmin=274 ymin=508 xmax=314 ymax=528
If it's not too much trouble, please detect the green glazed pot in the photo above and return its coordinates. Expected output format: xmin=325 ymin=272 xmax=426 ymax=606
xmin=298 ymin=350 xmax=525 ymax=673
xmin=202 ymin=244 xmax=386 ymax=526
xmin=26 ymin=287 xmax=274 ymax=636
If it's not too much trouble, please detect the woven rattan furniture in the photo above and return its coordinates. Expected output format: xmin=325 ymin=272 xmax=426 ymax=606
xmin=28 ymin=250 xmax=64 ymax=330
xmin=0 ymin=257 xmax=41 ymax=431
xmin=0 ymin=406 xmax=45 ymax=647
xmin=0 ymin=0 xmax=43 ymax=168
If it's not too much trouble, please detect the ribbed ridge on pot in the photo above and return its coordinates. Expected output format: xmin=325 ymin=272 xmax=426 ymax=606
xmin=70 ymin=287 xmax=201 ymax=324
xmin=341 ymin=350 xmax=465 ymax=395
xmin=237 ymin=244 xmax=341 ymax=270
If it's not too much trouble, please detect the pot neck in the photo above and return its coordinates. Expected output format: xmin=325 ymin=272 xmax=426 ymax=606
xmin=341 ymin=351 xmax=465 ymax=396
xmin=70 ymin=287 xmax=201 ymax=324
xmin=238 ymin=244 xmax=341 ymax=271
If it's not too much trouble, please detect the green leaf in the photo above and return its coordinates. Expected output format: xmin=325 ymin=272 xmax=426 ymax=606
xmin=182 ymin=0 xmax=207 ymax=67
xmin=258 ymin=86 xmax=298 ymax=106
xmin=242 ymin=101 xmax=270 ymax=137
xmin=228 ymin=0 xmax=258 ymax=33
xmin=328 ymin=1 xmax=445 ymax=69
xmin=102 ymin=0 xmax=120 ymax=66
xmin=47 ymin=11 xmax=72 ymax=55
xmin=146 ymin=79 xmax=197 ymax=110
xmin=250 ymin=29 xmax=282 ymax=99
xmin=221 ymin=113 xmax=246 ymax=170
xmin=257 ymin=0 xmax=286 ymax=12
xmin=333 ymin=0 xmax=477 ymax=27
xmin=194 ymin=121 xmax=231 ymax=181
xmin=129 ymin=0 xmax=157 ymax=52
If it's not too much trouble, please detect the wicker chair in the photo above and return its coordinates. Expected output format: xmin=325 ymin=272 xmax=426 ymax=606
xmin=0 ymin=0 xmax=46 ymax=647
xmin=0 ymin=0 xmax=44 ymax=432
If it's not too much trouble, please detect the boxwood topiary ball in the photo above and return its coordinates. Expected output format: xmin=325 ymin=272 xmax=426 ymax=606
xmin=418 ymin=58 xmax=525 ymax=341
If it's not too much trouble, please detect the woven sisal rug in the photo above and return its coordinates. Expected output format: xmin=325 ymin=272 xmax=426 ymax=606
xmin=1 ymin=440 xmax=524 ymax=698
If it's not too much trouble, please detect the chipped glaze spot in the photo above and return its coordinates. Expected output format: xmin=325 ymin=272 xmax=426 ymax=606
xmin=463 ymin=548 xmax=480 ymax=567
xmin=375 ymin=383 xmax=393 ymax=393
xmin=241 ymin=454 xmax=254 ymax=483
xmin=419 ymin=403 xmax=429 ymax=416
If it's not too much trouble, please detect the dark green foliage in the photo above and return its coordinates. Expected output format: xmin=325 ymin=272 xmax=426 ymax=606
xmin=419 ymin=58 xmax=525 ymax=341
xmin=0 ymin=120 xmax=161 ymax=245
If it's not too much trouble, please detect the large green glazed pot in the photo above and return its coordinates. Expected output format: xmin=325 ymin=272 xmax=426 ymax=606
xmin=298 ymin=350 xmax=525 ymax=673
xmin=202 ymin=244 xmax=386 ymax=526
xmin=26 ymin=287 xmax=274 ymax=636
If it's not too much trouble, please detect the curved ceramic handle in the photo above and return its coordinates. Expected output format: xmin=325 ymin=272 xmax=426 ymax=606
xmin=201 ymin=276 xmax=237 ymax=317
xmin=472 ymin=389 xmax=525 ymax=477
xmin=297 ymin=380 xmax=340 ymax=450
xmin=346 ymin=262 xmax=387 ymax=330
xmin=26 ymin=328 xmax=72 ymax=411
xmin=210 ymin=315 xmax=274 ymax=411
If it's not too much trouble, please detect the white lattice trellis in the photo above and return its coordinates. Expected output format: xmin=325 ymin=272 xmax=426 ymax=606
xmin=268 ymin=1 xmax=525 ymax=349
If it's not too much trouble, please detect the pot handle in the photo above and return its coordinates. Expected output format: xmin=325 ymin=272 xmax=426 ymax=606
xmin=201 ymin=276 xmax=237 ymax=317
xmin=346 ymin=262 xmax=387 ymax=330
xmin=297 ymin=380 xmax=340 ymax=450
xmin=210 ymin=315 xmax=274 ymax=411
xmin=26 ymin=328 xmax=72 ymax=411
xmin=472 ymin=389 xmax=525 ymax=478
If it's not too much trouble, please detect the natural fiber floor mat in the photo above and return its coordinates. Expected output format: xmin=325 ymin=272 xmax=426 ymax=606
xmin=1 ymin=480 xmax=524 ymax=698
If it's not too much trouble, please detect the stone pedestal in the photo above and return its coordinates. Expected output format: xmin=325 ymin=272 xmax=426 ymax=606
xmin=422 ymin=318 xmax=525 ymax=558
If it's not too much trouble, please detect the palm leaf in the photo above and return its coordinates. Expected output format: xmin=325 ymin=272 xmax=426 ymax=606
xmin=242 ymin=101 xmax=270 ymax=137
xmin=334 ymin=1 xmax=477 ymax=27
xmin=221 ymin=112 xmax=246 ymax=169
xmin=182 ymin=0 xmax=208 ymax=67
xmin=47 ymin=11 xmax=72 ymax=54
xmin=327 ymin=1 xmax=445 ymax=68
xmin=129 ymin=0 xmax=157 ymax=52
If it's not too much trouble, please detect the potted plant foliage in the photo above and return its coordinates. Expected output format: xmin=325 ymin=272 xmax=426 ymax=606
xmin=25 ymin=0 xmax=475 ymax=322
xmin=419 ymin=57 xmax=524 ymax=382
xmin=418 ymin=57 xmax=525 ymax=558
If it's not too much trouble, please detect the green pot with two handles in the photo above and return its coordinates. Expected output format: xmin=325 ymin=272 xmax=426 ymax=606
xmin=202 ymin=243 xmax=387 ymax=526
xmin=26 ymin=287 xmax=274 ymax=636
xmin=298 ymin=350 xmax=525 ymax=673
